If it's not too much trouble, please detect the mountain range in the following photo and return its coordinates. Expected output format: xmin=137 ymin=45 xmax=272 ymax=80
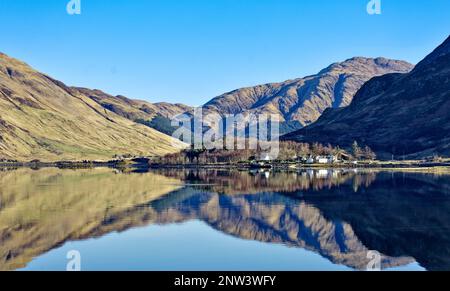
xmin=73 ymin=57 xmax=413 ymax=137
xmin=3 ymin=35 xmax=450 ymax=161
xmin=283 ymin=36 xmax=450 ymax=158
xmin=200 ymin=57 xmax=413 ymax=130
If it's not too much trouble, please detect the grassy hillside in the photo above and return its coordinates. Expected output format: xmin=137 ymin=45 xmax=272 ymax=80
xmin=0 ymin=53 xmax=185 ymax=161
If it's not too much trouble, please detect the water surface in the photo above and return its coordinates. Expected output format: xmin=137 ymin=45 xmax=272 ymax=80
xmin=1 ymin=167 xmax=448 ymax=271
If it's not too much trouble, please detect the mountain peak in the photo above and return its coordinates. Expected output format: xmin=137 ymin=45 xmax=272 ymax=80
xmin=319 ymin=57 xmax=413 ymax=76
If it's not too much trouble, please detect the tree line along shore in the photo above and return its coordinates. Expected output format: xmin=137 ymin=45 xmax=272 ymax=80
xmin=2 ymin=141 xmax=449 ymax=170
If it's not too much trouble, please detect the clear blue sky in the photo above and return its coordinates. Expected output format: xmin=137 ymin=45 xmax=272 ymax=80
xmin=1 ymin=0 xmax=449 ymax=105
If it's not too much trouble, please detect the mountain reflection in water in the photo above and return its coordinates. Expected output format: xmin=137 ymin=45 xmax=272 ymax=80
xmin=1 ymin=168 xmax=449 ymax=271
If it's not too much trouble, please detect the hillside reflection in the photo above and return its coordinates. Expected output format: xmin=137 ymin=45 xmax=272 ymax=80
xmin=152 ymin=168 xmax=377 ymax=194
xmin=0 ymin=168 xmax=183 ymax=270
xmin=1 ymin=168 xmax=449 ymax=270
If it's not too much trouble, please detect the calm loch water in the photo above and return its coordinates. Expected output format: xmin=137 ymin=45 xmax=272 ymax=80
xmin=1 ymin=167 xmax=449 ymax=271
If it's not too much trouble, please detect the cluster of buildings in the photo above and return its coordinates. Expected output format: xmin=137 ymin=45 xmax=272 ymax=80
xmin=258 ymin=154 xmax=342 ymax=165
xmin=303 ymin=155 xmax=339 ymax=165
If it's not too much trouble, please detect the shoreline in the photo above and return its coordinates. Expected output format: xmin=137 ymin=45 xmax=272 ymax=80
xmin=3 ymin=159 xmax=449 ymax=172
xmin=148 ymin=160 xmax=450 ymax=170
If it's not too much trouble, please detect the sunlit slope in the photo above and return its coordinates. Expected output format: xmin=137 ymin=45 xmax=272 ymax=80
xmin=0 ymin=53 xmax=185 ymax=161
xmin=202 ymin=58 xmax=413 ymax=126
xmin=0 ymin=168 xmax=183 ymax=270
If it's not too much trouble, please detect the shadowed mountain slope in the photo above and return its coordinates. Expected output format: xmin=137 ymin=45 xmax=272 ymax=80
xmin=283 ymin=36 xmax=450 ymax=158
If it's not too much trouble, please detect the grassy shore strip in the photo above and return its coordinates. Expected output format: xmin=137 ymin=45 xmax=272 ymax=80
xmin=0 ymin=160 xmax=134 ymax=169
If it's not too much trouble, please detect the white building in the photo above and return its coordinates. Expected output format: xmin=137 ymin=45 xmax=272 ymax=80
xmin=305 ymin=155 xmax=337 ymax=164
xmin=262 ymin=154 xmax=272 ymax=161
xmin=315 ymin=156 xmax=329 ymax=164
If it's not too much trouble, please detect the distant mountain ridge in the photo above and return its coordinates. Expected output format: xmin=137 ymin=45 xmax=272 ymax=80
xmin=80 ymin=57 xmax=413 ymax=137
xmin=75 ymin=87 xmax=191 ymax=121
xmin=200 ymin=57 xmax=413 ymax=129
xmin=73 ymin=87 xmax=192 ymax=135
xmin=283 ymin=36 xmax=450 ymax=158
